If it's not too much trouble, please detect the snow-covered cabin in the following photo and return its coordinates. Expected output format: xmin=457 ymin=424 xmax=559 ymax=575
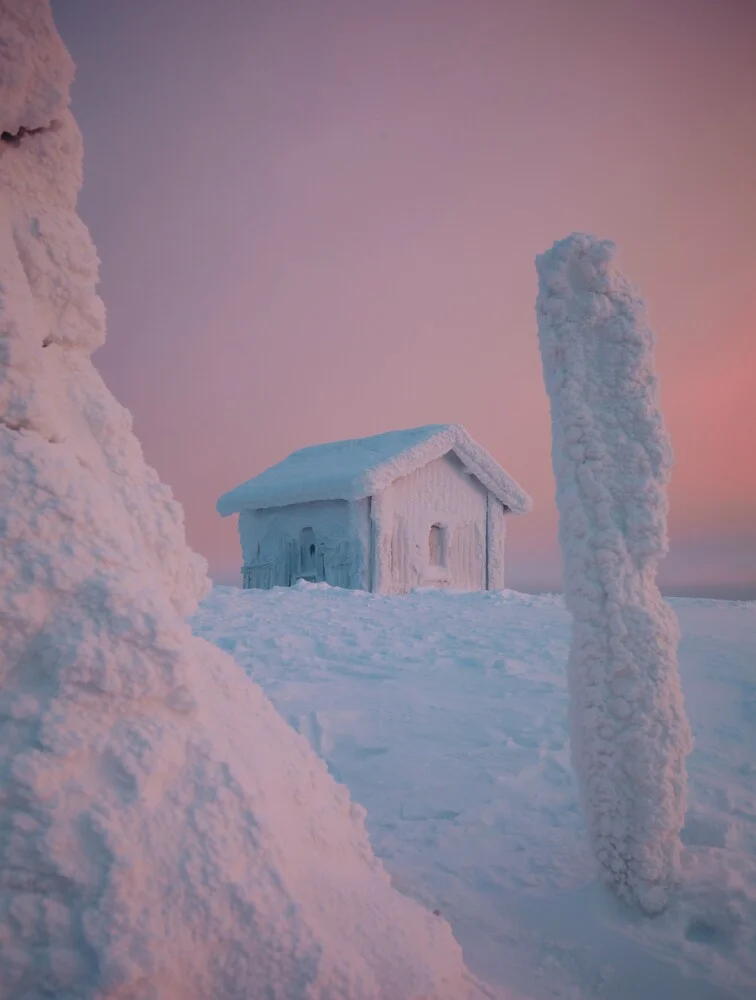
xmin=217 ymin=424 xmax=531 ymax=594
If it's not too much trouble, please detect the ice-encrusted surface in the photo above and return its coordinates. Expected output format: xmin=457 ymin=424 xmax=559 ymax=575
xmin=535 ymin=233 xmax=693 ymax=913
xmin=0 ymin=3 xmax=494 ymax=997
xmin=217 ymin=423 xmax=532 ymax=515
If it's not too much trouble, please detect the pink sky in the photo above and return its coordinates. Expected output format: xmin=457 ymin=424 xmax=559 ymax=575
xmin=53 ymin=0 xmax=756 ymax=596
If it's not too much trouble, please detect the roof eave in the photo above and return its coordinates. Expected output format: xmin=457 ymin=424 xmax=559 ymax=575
xmin=216 ymin=487 xmax=363 ymax=517
xmin=443 ymin=438 xmax=533 ymax=515
xmin=216 ymin=424 xmax=532 ymax=516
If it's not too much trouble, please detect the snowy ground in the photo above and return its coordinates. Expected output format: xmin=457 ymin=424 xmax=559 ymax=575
xmin=193 ymin=585 xmax=756 ymax=1000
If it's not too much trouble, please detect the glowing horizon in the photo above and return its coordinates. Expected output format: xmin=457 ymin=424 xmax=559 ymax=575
xmin=53 ymin=0 xmax=756 ymax=598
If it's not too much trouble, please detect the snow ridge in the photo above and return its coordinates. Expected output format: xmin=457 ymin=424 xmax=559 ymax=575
xmin=0 ymin=3 xmax=492 ymax=997
xmin=535 ymin=233 xmax=693 ymax=913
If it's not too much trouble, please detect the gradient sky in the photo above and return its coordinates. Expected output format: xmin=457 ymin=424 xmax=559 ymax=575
xmin=52 ymin=0 xmax=756 ymax=597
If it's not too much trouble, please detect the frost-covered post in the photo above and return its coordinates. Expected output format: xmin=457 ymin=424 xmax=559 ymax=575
xmin=535 ymin=233 xmax=692 ymax=913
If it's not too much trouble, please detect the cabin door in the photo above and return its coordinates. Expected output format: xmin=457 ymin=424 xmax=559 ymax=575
xmin=297 ymin=526 xmax=323 ymax=583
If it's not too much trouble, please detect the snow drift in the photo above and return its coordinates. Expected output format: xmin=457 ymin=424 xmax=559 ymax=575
xmin=0 ymin=3 xmax=491 ymax=997
xmin=535 ymin=233 xmax=693 ymax=913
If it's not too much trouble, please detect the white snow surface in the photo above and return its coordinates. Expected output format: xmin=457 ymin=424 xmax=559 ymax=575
xmin=535 ymin=234 xmax=693 ymax=912
xmin=194 ymin=584 xmax=756 ymax=1000
xmin=0 ymin=0 xmax=74 ymax=138
xmin=217 ymin=423 xmax=532 ymax=515
xmin=0 ymin=5 xmax=494 ymax=998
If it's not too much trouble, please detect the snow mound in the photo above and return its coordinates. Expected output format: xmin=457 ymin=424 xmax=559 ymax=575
xmin=0 ymin=4 xmax=493 ymax=997
xmin=535 ymin=234 xmax=693 ymax=914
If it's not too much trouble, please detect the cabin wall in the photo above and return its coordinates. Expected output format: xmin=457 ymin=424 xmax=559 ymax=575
xmin=236 ymin=460 xmax=508 ymax=594
xmin=377 ymin=452 xmax=488 ymax=593
xmin=347 ymin=497 xmax=371 ymax=591
xmin=487 ymin=496 xmax=508 ymax=590
xmin=239 ymin=500 xmax=355 ymax=589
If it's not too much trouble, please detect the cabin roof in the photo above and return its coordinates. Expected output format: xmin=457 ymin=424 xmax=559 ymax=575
xmin=217 ymin=424 xmax=532 ymax=516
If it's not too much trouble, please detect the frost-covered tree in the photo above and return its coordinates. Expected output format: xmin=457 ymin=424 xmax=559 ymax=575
xmin=535 ymin=233 xmax=693 ymax=913
xmin=0 ymin=3 xmax=488 ymax=996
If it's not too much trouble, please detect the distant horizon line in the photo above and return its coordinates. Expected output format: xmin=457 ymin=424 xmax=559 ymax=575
xmin=207 ymin=569 xmax=756 ymax=603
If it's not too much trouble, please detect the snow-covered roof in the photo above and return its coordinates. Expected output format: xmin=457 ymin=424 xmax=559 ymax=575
xmin=217 ymin=424 xmax=532 ymax=516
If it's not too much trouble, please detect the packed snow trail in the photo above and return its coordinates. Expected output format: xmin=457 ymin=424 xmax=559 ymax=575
xmin=535 ymin=234 xmax=693 ymax=913
xmin=0 ymin=3 xmax=495 ymax=997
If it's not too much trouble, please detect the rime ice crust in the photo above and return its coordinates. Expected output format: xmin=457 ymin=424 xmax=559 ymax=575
xmin=218 ymin=423 xmax=532 ymax=515
xmin=0 ymin=0 xmax=208 ymax=614
xmin=535 ymin=233 xmax=693 ymax=913
xmin=0 ymin=0 xmax=75 ymax=138
xmin=0 ymin=3 xmax=489 ymax=997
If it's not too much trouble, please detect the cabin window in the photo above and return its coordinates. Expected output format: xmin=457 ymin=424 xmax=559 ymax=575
xmin=428 ymin=524 xmax=446 ymax=567
xmin=300 ymin=527 xmax=317 ymax=577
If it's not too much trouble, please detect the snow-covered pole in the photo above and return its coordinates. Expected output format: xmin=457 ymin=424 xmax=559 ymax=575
xmin=535 ymin=233 xmax=692 ymax=913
